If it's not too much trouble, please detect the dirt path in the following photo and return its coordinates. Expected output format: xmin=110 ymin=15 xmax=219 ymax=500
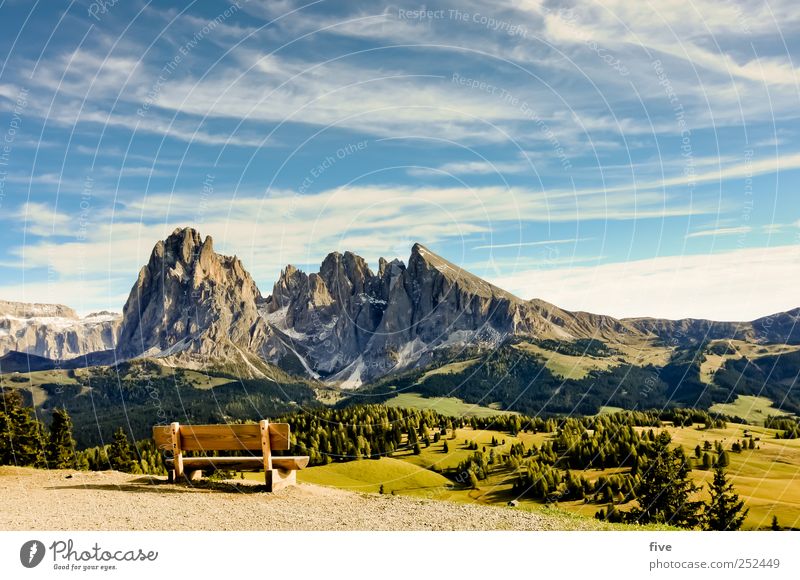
xmin=0 ymin=467 xmax=607 ymax=531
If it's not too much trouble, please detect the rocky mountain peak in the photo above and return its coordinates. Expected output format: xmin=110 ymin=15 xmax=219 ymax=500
xmin=116 ymin=227 xmax=267 ymax=365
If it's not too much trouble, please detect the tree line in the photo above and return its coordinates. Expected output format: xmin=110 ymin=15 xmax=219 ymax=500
xmin=0 ymin=388 xmax=164 ymax=474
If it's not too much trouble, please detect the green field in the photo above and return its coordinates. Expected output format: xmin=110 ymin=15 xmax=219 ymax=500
xmin=383 ymin=393 xmax=517 ymax=418
xmin=700 ymin=340 xmax=800 ymax=385
xmin=511 ymin=342 xmax=617 ymax=380
xmin=296 ymin=457 xmax=452 ymax=494
xmin=1 ymin=364 xmax=236 ymax=406
xmin=709 ymin=395 xmax=793 ymax=426
xmin=415 ymin=358 xmax=479 ymax=383
xmin=274 ymin=421 xmax=800 ymax=530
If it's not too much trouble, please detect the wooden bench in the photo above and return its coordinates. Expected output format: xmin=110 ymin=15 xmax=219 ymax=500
xmin=152 ymin=420 xmax=309 ymax=492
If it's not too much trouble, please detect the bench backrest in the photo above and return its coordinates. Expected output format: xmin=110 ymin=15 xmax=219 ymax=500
xmin=152 ymin=422 xmax=291 ymax=453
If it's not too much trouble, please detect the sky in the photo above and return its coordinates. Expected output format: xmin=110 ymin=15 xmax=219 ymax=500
xmin=0 ymin=0 xmax=798 ymax=321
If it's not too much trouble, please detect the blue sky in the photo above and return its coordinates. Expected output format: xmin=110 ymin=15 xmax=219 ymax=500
xmin=0 ymin=0 xmax=798 ymax=320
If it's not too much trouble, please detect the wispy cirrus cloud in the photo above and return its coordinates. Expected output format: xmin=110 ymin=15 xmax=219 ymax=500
xmin=685 ymin=226 xmax=752 ymax=239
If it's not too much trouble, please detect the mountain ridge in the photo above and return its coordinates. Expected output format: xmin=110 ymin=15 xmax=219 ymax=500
xmin=1 ymin=226 xmax=798 ymax=389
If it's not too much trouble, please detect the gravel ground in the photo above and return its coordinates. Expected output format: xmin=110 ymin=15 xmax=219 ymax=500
xmin=0 ymin=467 xmax=608 ymax=531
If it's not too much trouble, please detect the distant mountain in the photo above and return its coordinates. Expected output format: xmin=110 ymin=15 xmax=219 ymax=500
xmin=264 ymin=242 xmax=652 ymax=386
xmin=0 ymin=299 xmax=119 ymax=360
xmin=0 ymin=350 xmax=59 ymax=373
xmin=115 ymin=227 xmax=272 ymax=377
xmin=3 ymin=226 xmax=799 ymax=394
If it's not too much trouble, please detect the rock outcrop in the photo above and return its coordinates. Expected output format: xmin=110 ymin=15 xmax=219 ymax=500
xmin=0 ymin=300 xmax=119 ymax=360
xmin=116 ymin=227 xmax=270 ymax=372
xmin=263 ymin=243 xmax=650 ymax=386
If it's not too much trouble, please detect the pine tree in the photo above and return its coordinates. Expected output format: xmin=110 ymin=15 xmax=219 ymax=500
xmin=704 ymin=464 xmax=748 ymax=531
xmin=46 ymin=408 xmax=77 ymax=469
xmin=443 ymin=440 xmax=449 ymax=453
xmin=771 ymin=515 xmax=781 ymax=531
xmin=0 ymin=389 xmax=46 ymax=467
xmin=628 ymin=431 xmax=703 ymax=528
xmin=108 ymin=427 xmax=137 ymax=472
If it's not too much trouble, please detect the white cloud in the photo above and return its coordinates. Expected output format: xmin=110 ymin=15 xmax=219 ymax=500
xmin=15 ymin=202 xmax=73 ymax=237
xmin=472 ymin=238 xmax=591 ymax=250
xmin=3 ymin=177 xmax=718 ymax=312
xmin=685 ymin=226 xmax=751 ymax=239
xmin=0 ymin=279 xmax=129 ymax=317
xmin=490 ymin=245 xmax=800 ymax=320
xmin=408 ymin=160 xmax=532 ymax=176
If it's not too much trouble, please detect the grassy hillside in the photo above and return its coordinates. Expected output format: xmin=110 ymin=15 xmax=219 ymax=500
xmin=295 ymin=457 xmax=452 ymax=494
xmin=709 ymin=395 xmax=793 ymax=426
xmin=0 ymin=360 xmax=320 ymax=447
xmin=265 ymin=413 xmax=800 ymax=530
xmin=384 ymin=393 xmax=517 ymax=418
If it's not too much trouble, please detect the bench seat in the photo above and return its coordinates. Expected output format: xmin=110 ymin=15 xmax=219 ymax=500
xmin=153 ymin=420 xmax=308 ymax=491
xmin=166 ymin=455 xmax=310 ymax=472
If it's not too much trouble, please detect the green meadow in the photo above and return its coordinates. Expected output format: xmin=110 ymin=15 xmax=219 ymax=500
xmin=275 ymin=411 xmax=800 ymax=530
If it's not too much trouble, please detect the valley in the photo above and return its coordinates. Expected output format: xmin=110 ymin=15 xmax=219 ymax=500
xmin=2 ymin=227 xmax=800 ymax=532
xmin=270 ymin=419 xmax=800 ymax=530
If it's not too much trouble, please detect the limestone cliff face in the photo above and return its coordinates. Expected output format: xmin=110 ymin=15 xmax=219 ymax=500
xmin=116 ymin=227 xmax=269 ymax=366
xmin=0 ymin=300 xmax=119 ymax=360
xmin=261 ymin=243 xmax=649 ymax=386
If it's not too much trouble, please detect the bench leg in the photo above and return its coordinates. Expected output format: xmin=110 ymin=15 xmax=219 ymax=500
xmin=168 ymin=470 xmax=176 ymax=483
xmin=265 ymin=468 xmax=296 ymax=492
xmin=186 ymin=469 xmax=203 ymax=482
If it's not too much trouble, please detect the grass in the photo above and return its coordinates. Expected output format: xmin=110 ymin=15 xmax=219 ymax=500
xmin=415 ymin=358 xmax=479 ymax=383
xmin=268 ymin=420 xmax=800 ymax=530
xmin=1 ymin=364 xmax=236 ymax=405
xmin=511 ymin=342 xmax=617 ymax=380
xmin=596 ymin=406 xmax=625 ymax=415
xmin=709 ymin=395 xmax=793 ymax=426
xmin=245 ymin=456 xmax=452 ymax=495
xmin=700 ymin=340 xmax=800 ymax=385
xmin=645 ymin=422 xmax=800 ymax=529
xmin=383 ymin=393 xmax=517 ymax=418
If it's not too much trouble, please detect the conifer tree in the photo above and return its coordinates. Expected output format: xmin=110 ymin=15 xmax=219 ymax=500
xmin=704 ymin=464 xmax=748 ymax=531
xmin=108 ymin=427 xmax=137 ymax=473
xmin=627 ymin=431 xmax=703 ymax=528
xmin=0 ymin=389 xmax=46 ymax=467
xmin=46 ymin=408 xmax=77 ymax=469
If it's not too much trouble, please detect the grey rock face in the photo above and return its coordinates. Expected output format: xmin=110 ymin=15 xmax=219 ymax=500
xmin=262 ymin=243 xmax=647 ymax=386
xmin=0 ymin=300 xmax=119 ymax=360
xmin=16 ymin=228 xmax=794 ymax=386
xmin=116 ymin=227 xmax=269 ymax=365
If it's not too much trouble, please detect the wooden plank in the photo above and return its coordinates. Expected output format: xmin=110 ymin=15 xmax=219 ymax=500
xmin=171 ymin=422 xmax=184 ymax=478
xmin=179 ymin=424 xmax=262 ymax=451
xmin=166 ymin=455 xmax=309 ymax=471
xmin=260 ymin=420 xmax=273 ymax=471
xmin=273 ymin=456 xmax=308 ymax=470
xmin=268 ymin=423 xmax=291 ymax=451
xmin=174 ymin=423 xmax=291 ymax=451
xmin=152 ymin=426 xmax=172 ymax=451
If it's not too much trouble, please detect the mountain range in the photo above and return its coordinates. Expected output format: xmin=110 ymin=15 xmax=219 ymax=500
xmin=2 ymin=226 xmax=800 ymax=436
xmin=3 ymin=227 xmax=800 ymax=381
